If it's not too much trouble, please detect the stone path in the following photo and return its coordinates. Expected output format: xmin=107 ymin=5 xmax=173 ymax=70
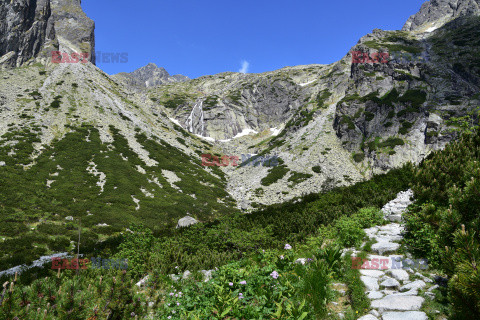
xmin=356 ymin=190 xmax=437 ymax=320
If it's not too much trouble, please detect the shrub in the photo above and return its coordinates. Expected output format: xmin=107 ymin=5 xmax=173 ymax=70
xmin=353 ymin=153 xmax=365 ymax=163
xmin=261 ymin=165 xmax=290 ymax=186
xmin=353 ymin=207 xmax=384 ymax=228
xmin=312 ymin=166 xmax=322 ymax=173
xmin=335 ymin=217 xmax=365 ymax=247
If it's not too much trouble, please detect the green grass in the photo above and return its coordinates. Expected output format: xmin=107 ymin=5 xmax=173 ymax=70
xmin=0 ymin=125 xmax=237 ymax=271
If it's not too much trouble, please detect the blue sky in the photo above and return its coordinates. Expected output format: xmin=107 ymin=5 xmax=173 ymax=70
xmin=82 ymin=0 xmax=426 ymax=79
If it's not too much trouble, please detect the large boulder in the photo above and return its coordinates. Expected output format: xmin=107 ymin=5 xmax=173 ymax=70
xmin=176 ymin=216 xmax=199 ymax=228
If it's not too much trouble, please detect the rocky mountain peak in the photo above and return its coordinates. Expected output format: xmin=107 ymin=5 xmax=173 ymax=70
xmin=112 ymin=63 xmax=189 ymax=89
xmin=403 ymin=0 xmax=480 ymax=32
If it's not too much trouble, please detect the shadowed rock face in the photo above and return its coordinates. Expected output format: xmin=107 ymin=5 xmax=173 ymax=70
xmin=0 ymin=0 xmax=95 ymax=69
xmin=403 ymin=0 xmax=480 ymax=31
xmin=0 ymin=0 xmax=56 ymax=68
xmin=49 ymin=0 xmax=95 ymax=63
xmin=113 ymin=63 xmax=189 ymax=89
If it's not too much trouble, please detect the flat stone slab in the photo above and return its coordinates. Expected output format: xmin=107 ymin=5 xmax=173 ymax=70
xmin=381 ymin=278 xmax=401 ymax=289
xmin=371 ymin=295 xmax=424 ymax=311
xmin=401 ymin=280 xmax=426 ymax=292
xmin=371 ymin=242 xmax=400 ymax=255
xmin=357 ymin=315 xmax=378 ymax=320
xmin=388 ymin=269 xmax=410 ymax=281
xmin=360 ymin=270 xmax=385 ymax=277
xmin=367 ymin=291 xmax=384 ymax=299
xmin=361 ymin=276 xmax=379 ymax=291
xmin=382 ymin=311 xmax=428 ymax=320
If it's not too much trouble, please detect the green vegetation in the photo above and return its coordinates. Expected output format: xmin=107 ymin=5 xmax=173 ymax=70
xmin=160 ymin=93 xmax=189 ymax=109
xmin=312 ymin=166 xmax=322 ymax=173
xmin=203 ymin=95 xmax=219 ymax=109
xmin=0 ymin=125 xmax=236 ymax=272
xmin=353 ymin=153 xmax=365 ymax=162
xmin=50 ymin=95 xmax=62 ymax=109
xmin=340 ymin=115 xmax=355 ymax=130
xmin=288 ymin=172 xmax=313 ymax=185
xmin=404 ymin=129 xmax=480 ymax=318
xmin=261 ymin=164 xmax=290 ymax=186
xmin=315 ymin=90 xmax=332 ymax=109
xmin=227 ymin=90 xmax=242 ymax=104
xmin=0 ymin=162 xmax=413 ymax=318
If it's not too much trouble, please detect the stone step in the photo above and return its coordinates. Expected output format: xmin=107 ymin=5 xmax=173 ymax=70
xmin=382 ymin=311 xmax=428 ymax=320
xmin=371 ymin=295 xmax=424 ymax=312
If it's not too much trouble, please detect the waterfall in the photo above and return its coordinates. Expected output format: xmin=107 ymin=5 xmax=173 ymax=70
xmin=186 ymin=101 xmax=205 ymax=136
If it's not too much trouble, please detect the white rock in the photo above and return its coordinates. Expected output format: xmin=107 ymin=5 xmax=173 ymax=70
xmin=369 ymin=309 xmax=381 ymax=317
xmin=388 ymin=269 xmax=410 ymax=281
xmin=360 ymin=270 xmax=385 ymax=277
xmin=368 ymin=291 xmax=384 ymax=299
xmin=401 ymin=280 xmax=426 ymax=292
xmin=427 ymin=285 xmax=439 ymax=292
xmin=425 ymin=292 xmax=435 ymax=299
xmin=358 ymin=315 xmax=378 ymax=320
xmin=382 ymin=311 xmax=428 ymax=320
xmin=182 ymin=270 xmax=191 ymax=280
xmin=176 ymin=216 xmax=199 ymax=228
xmin=381 ymin=278 xmax=401 ymax=289
xmin=371 ymin=295 xmax=424 ymax=311
xmin=135 ymin=275 xmax=149 ymax=287
xmin=371 ymin=242 xmax=400 ymax=255
xmin=200 ymin=269 xmax=214 ymax=282
xmin=361 ymin=276 xmax=379 ymax=291
xmin=415 ymin=272 xmax=433 ymax=283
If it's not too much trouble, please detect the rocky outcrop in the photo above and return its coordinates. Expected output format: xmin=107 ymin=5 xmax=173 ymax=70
xmin=0 ymin=0 xmax=95 ymax=69
xmin=0 ymin=0 xmax=56 ymax=69
xmin=49 ymin=0 xmax=95 ymax=63
xmin=113 ymin=63 xmax=189 ymax=89
xmin=403 ymin=0 xmax=480 ymax=32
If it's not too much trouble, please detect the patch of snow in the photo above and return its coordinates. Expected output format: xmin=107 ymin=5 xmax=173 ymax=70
xmin=194 ymin=134 xmax=215 ymax=142
xmin=169 ymin=117 xmax=182 ymax=127
xmin=299 ymin=79 xmax=316 ymax=86
xmin=425 ymin=26 xmax=437 ymax=33
xmin=270 ymin=127 xmax=282 ymax=136
xmin=233 ymin=128 xmax=258 ymax=139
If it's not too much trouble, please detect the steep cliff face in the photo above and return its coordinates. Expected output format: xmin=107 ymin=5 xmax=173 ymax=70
xmin=0 ymin=0 xmax=95 ymax=69
xmin=403 ymin=0 xmax=480 ymax=32
xmin=0 ymin=0 xmax=56 ymax=68
xmin=49 ymin=0 xmax=95 ymax=63
xmin=113 ymin=63 xmax=189 ymax=90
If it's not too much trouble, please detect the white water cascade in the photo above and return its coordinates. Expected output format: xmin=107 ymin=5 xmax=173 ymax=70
xmin=186 ymin=101 xmax=205 ymax=136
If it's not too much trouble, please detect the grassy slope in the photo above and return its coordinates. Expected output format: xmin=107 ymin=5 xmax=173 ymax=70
xmin=0 ymin=124 xmax=237 ymax=270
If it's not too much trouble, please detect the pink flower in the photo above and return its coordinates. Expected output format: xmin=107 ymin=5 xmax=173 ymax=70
xmin=229 ymin=282 xmax=233 ymax=286
xmin=240 ymin=280 xmax=246 ymax=285
xmin=270 ymin=271 xmax=279 ymax=279
xmin=284 ymin=244 xmax=292 ymax=250
xmin=239 ymin=293 xmax=244 ymax=299
xmin=280 ymin=255 xmax=284 ymax=260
